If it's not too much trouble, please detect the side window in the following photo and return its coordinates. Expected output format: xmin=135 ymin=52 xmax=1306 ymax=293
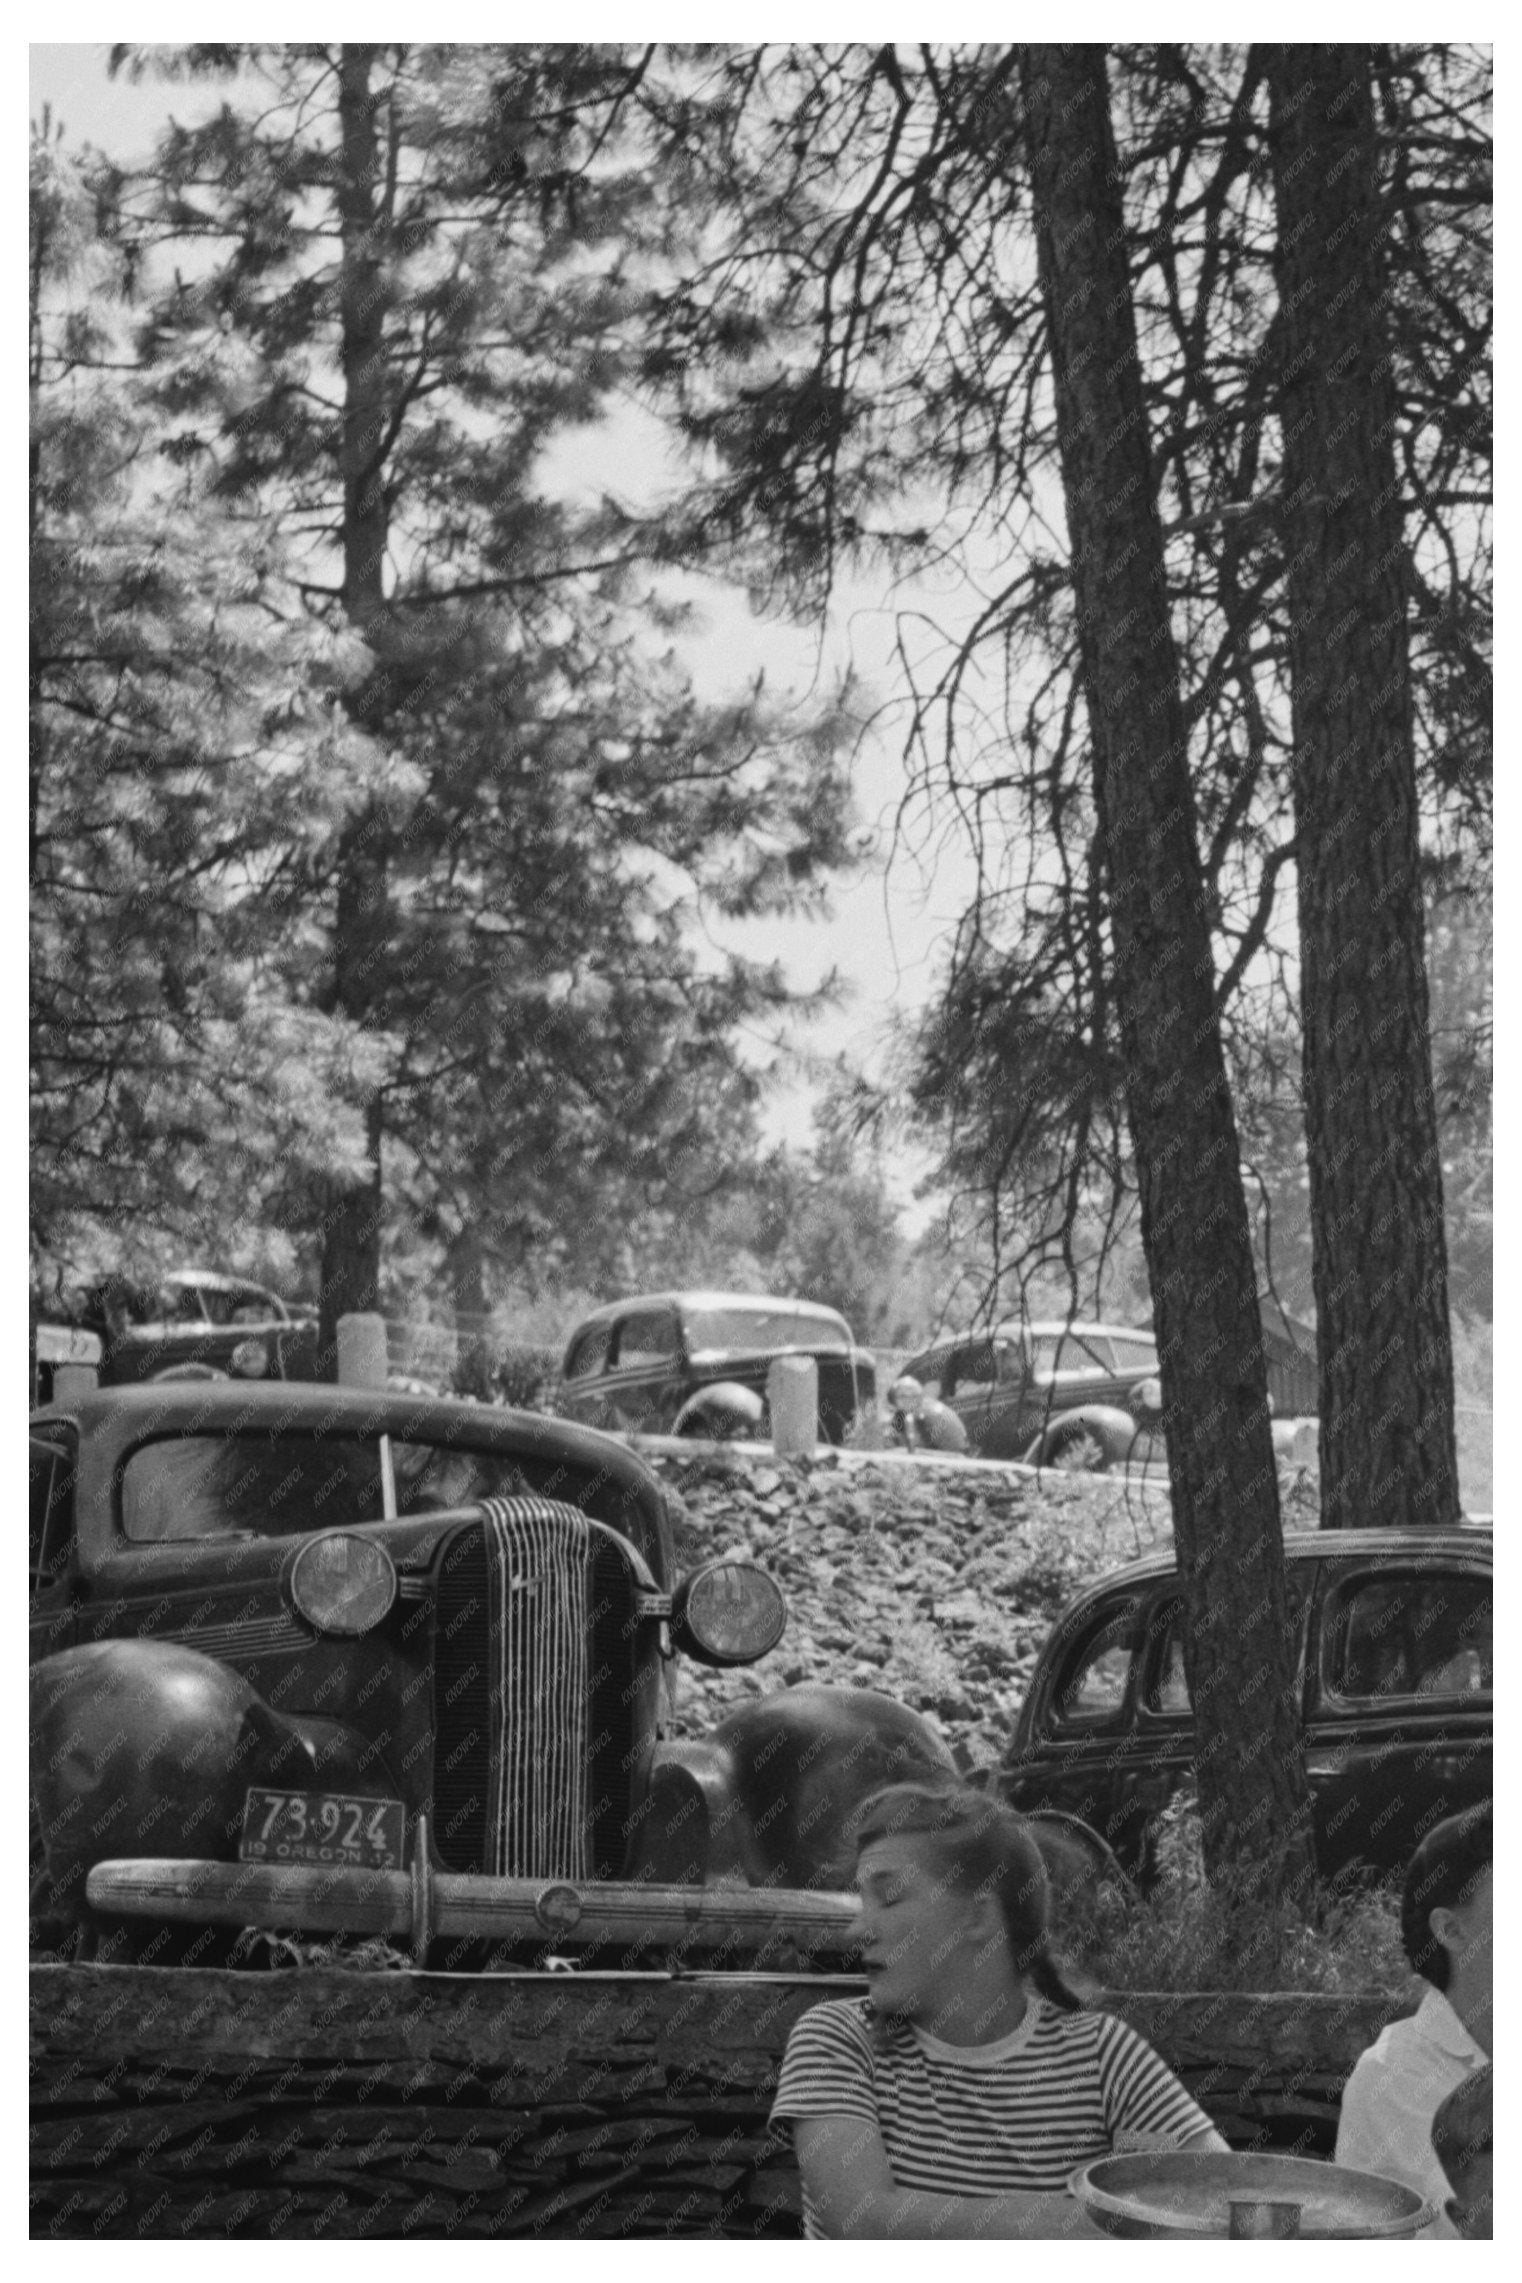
xmin=1109 ymin=1337 xmax=1159 ymax=1374
xmin=612 ymin=1310 xmax=680 ymax=1369
xmin=1144 ymin=1600 xmax=1191 ymax=1717
xmin=565 ymin=1325 xmax=611 ymax=1381
xmin=945 ymin=1340 xmax=996 ymax=1396
xmin=1050 ymin=1601 xmax=1141 ymax=1730
xmin=29 ymin=1435 xmax=76 ymax=1590
xmin=1144 ymin=1570 xmax=1314 ymax=1716
xmin=1331 ymin=1572 xmax=1493 ymax=1700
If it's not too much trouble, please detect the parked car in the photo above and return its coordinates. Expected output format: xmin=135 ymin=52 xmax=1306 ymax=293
xmin=1000 ymin=1528 xmax=1492 ymax=1883
xmin=30 ymin=1383 xmax=951 ymax=1966
xmin=903 ymin=1319 xmax=1163 ymax=1466
xmin=31 ymin=1268 xmax=321 ymax=1402
xmin=551 ymin=1290 xmax=877 ymax=1445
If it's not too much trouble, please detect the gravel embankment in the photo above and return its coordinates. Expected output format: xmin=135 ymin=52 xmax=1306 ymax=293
xmin=642 ymin=1443 xmax=1324 ymax=1771
xmin=641 ymin=1445 xmax=1160 ymax=1770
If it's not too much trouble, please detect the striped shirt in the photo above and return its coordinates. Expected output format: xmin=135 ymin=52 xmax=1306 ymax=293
xmin=772 ymin=1994 xmax=1213 ymax=2237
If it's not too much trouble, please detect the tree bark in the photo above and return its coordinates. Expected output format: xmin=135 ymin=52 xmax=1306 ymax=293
xmin=1020 ymin=45 xmax=1313 ymax=1890
xmin=1265 ymin=45 xmax=1460 ymax=1532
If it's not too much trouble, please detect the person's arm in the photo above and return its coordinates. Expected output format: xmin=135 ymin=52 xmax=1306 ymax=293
xmin=1097 ymin=2014 xmax=1228 ymax=2156
xmin=793 ymin=2115 xmax=1108 ymax=2240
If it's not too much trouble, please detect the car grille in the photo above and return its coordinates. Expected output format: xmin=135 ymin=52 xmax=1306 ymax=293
xmin=430 ymin=1499 xmax=641 ymax=1880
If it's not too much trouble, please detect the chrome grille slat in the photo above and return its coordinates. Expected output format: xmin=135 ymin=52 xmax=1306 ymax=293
xmin=479 ymin=1495 xmax=591 ymax=1881
xmin=432 ymin=1500 xmax=646 ymax=1883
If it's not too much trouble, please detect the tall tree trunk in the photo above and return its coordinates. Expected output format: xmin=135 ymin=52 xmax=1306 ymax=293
xmin=319 ymin=43 xmax=392 ymax=1365
xmin=1021 ymin=45 xmax=1313 ymax=1892
xmin=1265 ymin=45 xmax=1460 ymax=1532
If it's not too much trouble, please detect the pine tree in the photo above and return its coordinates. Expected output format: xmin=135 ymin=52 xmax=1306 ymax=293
xmin=30 ymin=122 xmax=379 ymax=1284
xmin=104 ymin=44 xmax=859 ymax=1355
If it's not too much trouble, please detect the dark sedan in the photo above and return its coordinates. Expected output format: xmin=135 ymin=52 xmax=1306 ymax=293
xmin=33 ymin=1268 xmax=320 ymax=1398
xmin=551 ymin=1290 xmax=877 ymax=1445
xmin=1001 ymin=1528 xmax=1492 ymax=1883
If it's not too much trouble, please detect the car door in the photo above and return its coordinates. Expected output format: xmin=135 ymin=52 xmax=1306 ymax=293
xmin=600 ymin=1305 xmax=685 ymax=1433
xmin=1130 ymin=1566 xmax=1316 ymax=1880
xmin=936 ymin=1336 xmax=1028 ymax=1457
xmin=1305 ymin=1551 xmax=1492 ymax=1878
xmin=556 ymin=1320 xmax=614 ymax=1427
xmin=1003 ymin=1589 xmax=1154 ymax=1866
xmin=939 ymin=1338 xmax=997 ymax=1451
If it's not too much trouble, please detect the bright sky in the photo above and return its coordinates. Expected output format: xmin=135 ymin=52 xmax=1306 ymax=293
xmin=28 ymin=40 xmax=987 ymax=1215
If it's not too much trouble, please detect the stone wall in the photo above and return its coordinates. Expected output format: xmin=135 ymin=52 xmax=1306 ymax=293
xmin=31 ymin=1965 xmax=1401 ymax=2240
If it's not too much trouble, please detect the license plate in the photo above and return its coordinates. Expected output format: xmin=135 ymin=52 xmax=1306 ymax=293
xmin=240 ymin=1787 xmax=406 ymax=1870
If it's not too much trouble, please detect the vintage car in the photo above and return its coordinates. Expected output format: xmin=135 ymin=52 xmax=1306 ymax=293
xmin=1000 ymin=1527 xmax=1493 ymax=1883
xmin=29 ymin=1384 xmax=953 ymax=1967
xmin=902 ymin=1319 xmax=1163 ymax=1467
xmin=903 ymin=1318 xmax=1317 ymax=1472
xmin=31 ymin=1268 xmax=321 ymax=1403
xmin=551 ymin=1290 xmax=877 ymax=1445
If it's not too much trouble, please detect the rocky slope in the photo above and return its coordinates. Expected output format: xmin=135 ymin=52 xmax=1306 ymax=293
xmin=647 ymin=1443 xmax=1323 ymax=1772
xmin=649 ymin=1446 xmax=1146 ymax=1770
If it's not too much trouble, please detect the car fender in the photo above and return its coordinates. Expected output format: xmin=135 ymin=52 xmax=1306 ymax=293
xmin=640 ymin=1684 xmax=958 ymax=1892
xmin=1023 ymin=1403 xmax=1141 ymax=1468
xmin=672 ymin=1381 xmax=765 ymax=1438
xmin=30 ymin=1639 xmax=309 ymax=1921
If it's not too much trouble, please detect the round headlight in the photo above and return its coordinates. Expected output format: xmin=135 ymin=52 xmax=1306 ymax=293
xmin=230 ymin=1337 xmax=269 ymax=1378
xmin=671 ymin=1559 xmax=787 ymax=1668
xmin=289 ymin=1533 xmax=396 ymax=1636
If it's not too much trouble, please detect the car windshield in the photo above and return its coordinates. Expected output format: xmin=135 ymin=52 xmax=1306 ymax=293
xmin=684 ymin=1306 xmax=850 ymax=1354
xmin=120 ymin=1434 xmax=531 ymax=1541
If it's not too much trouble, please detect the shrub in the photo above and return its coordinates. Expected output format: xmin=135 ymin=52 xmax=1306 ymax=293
xmin=449 ymin=1341 xmax=559 ymax=1409
xmin=1060 ymin=1799 xmax=1418 ymax=2000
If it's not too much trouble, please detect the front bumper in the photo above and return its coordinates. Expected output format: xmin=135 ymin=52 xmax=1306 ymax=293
xmin=85 ymin=1844 xmax=864 ymax=1968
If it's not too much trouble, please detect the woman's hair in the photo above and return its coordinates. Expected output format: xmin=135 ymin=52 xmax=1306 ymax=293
xmin=1401 ymin=1800 xmax=1491 ymax=1988
xmin=852 ymin=1781 xmax=1083 ymax=2012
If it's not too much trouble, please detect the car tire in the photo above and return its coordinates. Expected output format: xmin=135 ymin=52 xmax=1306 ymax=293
xmin=1045 ymin=1421 xmax=1113 ymax=1473
xmin=148 ymin=1362 xmax=226 ymax=1382
xmin=1023 ymin=1809 xmax=1136 ymax=1917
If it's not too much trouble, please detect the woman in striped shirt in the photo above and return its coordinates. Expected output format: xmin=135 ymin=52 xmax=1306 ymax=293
xmin=772 ymin=1782 xmax=1225 ymax=2238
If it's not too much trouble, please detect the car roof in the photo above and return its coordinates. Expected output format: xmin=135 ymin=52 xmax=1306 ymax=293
xmin=567 ymin=1291 xmax=852 ymax=1333
xmin=31 ymin=1381 xmax=675 ymax=1570
xmin=1061 ymin=1524 xmax=1493 ymax=1601
xmin=910 ymin=1318 xmax=1156 ymax=1353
